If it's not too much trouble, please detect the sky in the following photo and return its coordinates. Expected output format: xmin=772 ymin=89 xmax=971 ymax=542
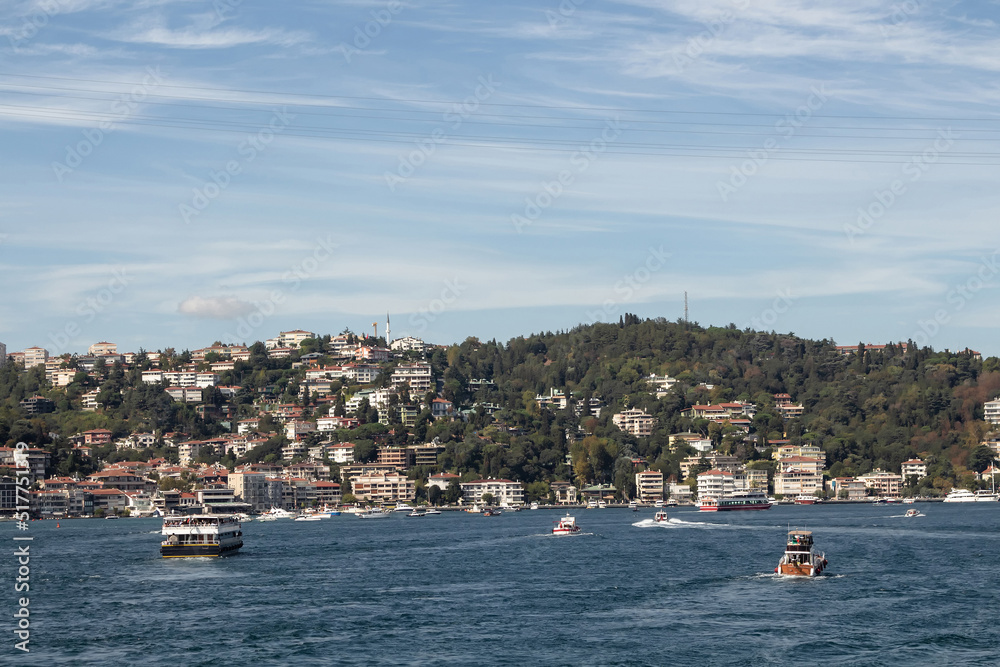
xmin=1 ymin=0 xmax=1000 ymax=357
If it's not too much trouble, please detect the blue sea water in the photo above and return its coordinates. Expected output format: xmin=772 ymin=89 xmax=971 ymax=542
xmin=5 ymin=503 xmax=1000 ymax=666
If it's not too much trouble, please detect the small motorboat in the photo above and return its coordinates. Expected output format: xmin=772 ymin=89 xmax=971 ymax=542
xmin=629 ymin=501 xmax=638 ymax=512
xmin=294 ymin=513 xmax=322 ymax=522
xmin=905 ymin=508 xmax=920 ymax=518
xmin=408 ymin=508 xmax=427 ymax=518
xmin=424 ymin=508 xmax=442 ymax=515
xmin=530 ymin=502 xmax=539 ymax=510
xmin=775 ymin=530 xmax=827 ymax=577
xmin=654 ymin=510 xmax=669 ymax=523
xmin=104 ymin=514 xmax=119 ymax=520
xmin=552 ymin=514 xmax=581 ymax=535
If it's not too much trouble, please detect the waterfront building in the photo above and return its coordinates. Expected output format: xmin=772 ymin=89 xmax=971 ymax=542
xmin=461 ymin=479 xmax=524 ymax=506
xmin=549 ymin=481 xmax=578 ymax=505
xmin=857 ymin=469 xmax=903 ymax=498
xmin=901 ymin=458 xmax=927 ymax=480
xmin=635 ymin=470 xmax=664 ymax=503
xmin=353 ymin=471 xmax=416 ymax=503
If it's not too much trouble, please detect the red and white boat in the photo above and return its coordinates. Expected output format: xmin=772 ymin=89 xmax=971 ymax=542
xmin=775 ymin=529 xmax=828 ymax=577
xmin=699 ymin=491 xmax=772 ymax=512
xmin=552 ymin=514 xmax=581 ymax=535
xmin=653 ymin=510 xmax=669 ymax=523
xmin=793 ymin=495 xmax=820 ymax=505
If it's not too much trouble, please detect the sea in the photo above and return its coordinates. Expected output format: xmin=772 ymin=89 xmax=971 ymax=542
xmin=6 ymin=503 xmax=1000 ymax=666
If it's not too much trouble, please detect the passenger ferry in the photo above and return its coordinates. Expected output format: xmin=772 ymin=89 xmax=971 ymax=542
xmin=160 ymin=514 xmax=243 ymax=558
xmin=699 ymin=491 xmax=772 ymax=512
xmin=793 ymin=495 xmax=821 ymax=505
xmin=552 ymin=514 xmax=581 ymax=535
xmin=775 ymin=530 xmax=827 ymax=577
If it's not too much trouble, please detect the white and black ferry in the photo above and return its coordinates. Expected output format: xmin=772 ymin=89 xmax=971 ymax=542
xmin=160 ymin=514 xmax=243 ymax=558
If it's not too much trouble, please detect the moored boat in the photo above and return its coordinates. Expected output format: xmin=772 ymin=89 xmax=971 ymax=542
xmin=793 ymin=495 xmax=820 ymax=505
xmin=161 ymin=514 xmax=243 ymax=558
xmin=943 ymin=489 xmax=977 ymax=503
xmin=629 ymin=501 xmax=638 ymax=512
xmin=775 ymin=530 xmax=827 ymax=577
xmin=408 ymin=507 xmax=427 ymax=517
xmin=974 ymin=490 xmax=999 ymax=502
xmin=552 ymin=514 xmax=581 ymax=535
xmin=294 ymin=513 xmax=322 ymax=521
xmin=424 ymin=508 xmax=442 ymax=515
xmin=356 ymin=508 xmax=391 ymax=519
xmin=530 ymin=502 xmax=539 ymax=510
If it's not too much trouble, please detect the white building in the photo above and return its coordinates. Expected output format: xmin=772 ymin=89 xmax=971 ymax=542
xmin=460 ymin=479 xmax=524 ymax=506
xmin=390 ymin=336 xmax=427 ymax=353
xmin=352 ymin=471 xmax=416 ymax=503
xmin=985 ymin=399 xmax=1000 ymax=425
xmin=390 ymin=363 xmax=432 ymax=393
xmin=88 ymin=342 xmax=117 ymax=356
xmin=901 ymin=458 xmax=927 ymax=480
xmin=23 ymin=346 xmax=49 ymax=368
xmin=635 ymin=470 xmax=664 ymax=503
xmin=697 ymin=469 xmax=735 ymax=498
xmin=612 ymin=408 xmax=657 ymax=437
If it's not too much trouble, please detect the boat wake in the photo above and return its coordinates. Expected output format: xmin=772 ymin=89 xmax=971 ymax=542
xmin=632 ymin=518 xmax=711 ymax=528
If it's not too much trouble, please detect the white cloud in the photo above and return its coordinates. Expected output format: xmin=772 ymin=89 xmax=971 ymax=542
xmin=177 ymin=296 xmax=254 ymax=319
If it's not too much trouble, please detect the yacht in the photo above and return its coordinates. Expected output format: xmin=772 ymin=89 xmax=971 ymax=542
xmin=393 ymin=503 xmax=416 ymax=513
xmin=262 ymin=507 xmax=295 ymax=519
xmin=294 ymin=513 xmax=322 ymax=522
xmin=160 ymin=514 xmax=243 ymax=558
xmin=407 ymin=507 xmax=427 ymax=517
xmin=974 ymin=490 xmax=999 ymax=502
xmin=357 ymin=508 xmax=391 ymax=519
xmin=424 ymin=508 xmax=442 ymax=515
xmin=943 ymin=489 xmax=977 ymax=503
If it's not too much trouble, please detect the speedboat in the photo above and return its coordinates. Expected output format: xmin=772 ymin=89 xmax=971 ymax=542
xmin=104 ymin=514 xmax=119 ymax=520
xmin=263 ymin=507 xmax=295 ymax=519
xmin=424 ymin=508 xmax=442 ymax=515
xmin=357 ymin=508 xmax=391 ymax=519
xmin=905 ymin=508 xmax=920 ymax=518
xmin=654 ymin=510 xmax=668 ymax=523
xmin=393 ymin=503 xmax=416 ymax=513
xmin=407 ymin=507 xmax=427 ymax=517
xmin=775 ymin=530 xmax=827 ymax=577
xmin=294 ymin=513 xmax=322 ymax=522
xmin=552 ymin=514 xmax=581 ymax=535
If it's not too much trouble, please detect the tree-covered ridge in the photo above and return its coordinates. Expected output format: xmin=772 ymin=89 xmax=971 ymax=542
xmin=2 ymin=318 xmax=997 ymax=495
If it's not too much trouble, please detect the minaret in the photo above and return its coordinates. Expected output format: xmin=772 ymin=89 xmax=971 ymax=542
xmin=386 ymin=312 xmax=390 ymax=345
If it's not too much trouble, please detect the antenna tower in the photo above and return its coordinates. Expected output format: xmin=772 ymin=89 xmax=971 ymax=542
xmin=684 ymin=291 xmax=689 ymax=324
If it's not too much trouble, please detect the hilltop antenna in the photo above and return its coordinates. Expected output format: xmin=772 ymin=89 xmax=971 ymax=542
xmin=684 ymin=291 xmax=689 ymax=324
xmin=372 ymin=322 xmax=378 ymax=339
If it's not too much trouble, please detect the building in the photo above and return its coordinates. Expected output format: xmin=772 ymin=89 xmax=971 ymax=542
xmin=827 ymin=477 xmax=868 ymax=500
xmin=272 ymin=330 xmax=316 ymax=349
xmin=697 ymin=469 xmax=735 ymax=499
xmin=635 ymin=470 xmax=664 ymax=503
xmin=460 ymin=479 xmax=524 ymax=506
xmin=549 ymin=481 xmax=578 ymax=505
xmin=985 ymin=399 xmax=1000 ymax=425
xmin=390 ymin=336 xmax=427 ymax=353
xmin=679 ymin=454 xmax=742 ymax=479
xmin=352 ymin=471 xmax=416 ymax=503
xmin=431 ymin=398 xmax=454 ymax=418
xmin=390 ymin=363 xmax=433 ymax=393
xmin=88 ymin=342 xmax=117 ymax=356
xmin=427 ymin=472 xmax=460 ymax=492
xmin=228 ymin=472 xmax=281 ymax=512
xmin=857 ymin=469 xmax=903 ymax=498
xmin=377 ymin=446 xmax=415 ymax=470
xmin=901 ymin=459 xmax=927 ymax=481
xmin=23 ymin=346 xmax=49 ymax=368
xmin=612 ymin=408 xmax=657 ymax=437
xmin=19 ymin=396 xmax=55 ymax=414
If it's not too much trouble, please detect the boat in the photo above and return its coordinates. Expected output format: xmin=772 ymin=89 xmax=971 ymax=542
xmin=104 ymin=514 xmax=119 ymax=520
xmin=905 ymin=508 xmax=920 ymax=518
xmin=629 ymin=501 xmax=638 ymax=512
xmin=654 ymin=499 xmax=664 ymax=508
xmin=465 ymin=503 xmax=481 ymax=514
xmin=902 ymin=497 xmax=915 ymax=504
xmin=482 ymin=508 xmax=502 ymax=516
xmin=775 ymin=530 xmax=827 ymax=577
xmin=884 ymin=497 xmax=901 ymax=504
xmin=552 ymin=514 xmax=581 ymax=535
xmin=424 ymin=508 xmax=442 ymax=515
xmin=597 ymin=501 xmax=608 ymax=509
xmin=943 ymin=489 xmax=977 ymax=503
xmin=256 ymin=513 xmax=277 ymax=522
xmin=393 ymin=503 xmax=416 ymax=513
xmin=160 ymin=514 xmax=243 ymax=558
xmin=974 ymin=490 xmax=999 ymax=502
xmin=699 ymin=491 xmax=772 ymax=512
xmin=666 ymin=498 xmax=679 ymax=507
xmin=262 ymin=507 xmax=295 ymax=519
xmin=356 ymin=508 xmax=391 ymax=519
xmin=294 ymin=513 xmax=322 ymax=521
xmin=586 ymin=500 xmax=598 ymax=509
xmin=793 ymin=495 xmax=820 ymax=505
xmin=653 ymin=510 xmax=669 ymax=523
xmin=530 ymin=502 xmax=539 ymax=510
xmin=407 ymin=507 xmax=427 ymax=517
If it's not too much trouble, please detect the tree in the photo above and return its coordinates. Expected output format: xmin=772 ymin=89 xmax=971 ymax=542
xmin=481 ymin=492 xmax=495 ymax=506
xmin=445 ymin=479 xmax=463 ymax=504
xmin=968 ymin=445 xmax=995 ymax=474
xmin=427 ymin=485 xmax=442 ymax=506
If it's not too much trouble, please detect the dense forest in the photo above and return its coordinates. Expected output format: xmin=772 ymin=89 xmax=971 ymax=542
xmin=2 ymin=317 xmax=998 ymax=498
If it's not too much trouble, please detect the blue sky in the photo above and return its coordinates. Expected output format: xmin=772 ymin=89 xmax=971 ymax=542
xmin=2 ymin=0 xmax=1000 ymax=356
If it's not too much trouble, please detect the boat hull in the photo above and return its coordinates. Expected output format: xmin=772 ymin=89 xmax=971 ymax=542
xmin=777 ymin=561 xmax=822 ymax=577
xmin=161 ymin=541 xmax=243 ymax=558
xmin=552 ymin=528 xmax=580 ymax=535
